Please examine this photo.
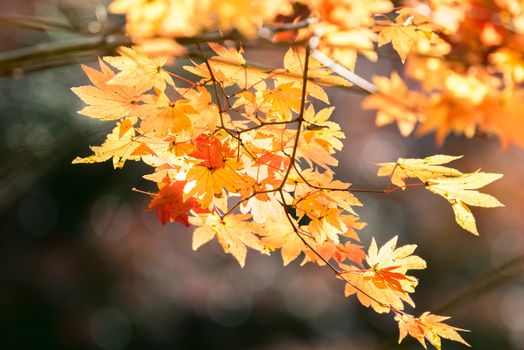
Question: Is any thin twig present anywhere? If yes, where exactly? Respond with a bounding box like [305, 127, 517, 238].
[277, 46, 310, 187]
[437, 252, 524, 313]
[278, 189, 407, 316]
[311, 49, 377, 93]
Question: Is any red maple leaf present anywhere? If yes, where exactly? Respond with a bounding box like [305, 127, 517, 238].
[147, 178, 200, 226]
[189, 134, 226, 169]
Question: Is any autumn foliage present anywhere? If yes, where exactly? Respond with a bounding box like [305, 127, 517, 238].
[69, 1, 521, 348]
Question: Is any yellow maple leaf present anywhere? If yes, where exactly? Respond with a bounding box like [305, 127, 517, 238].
[377, 155, 464, 187]
[138, 93, 195, 137]
[190, 213, 265, 267]
[375, 8, 442, 62]
[263, 82, 302, 121]
[362, 72, 426, 136]
[239, 188, 282, 224]
[185, 165, 245, 209]
[395, 312, 470, 350]
[72, 119, 153, 169]
[103, 47, 174, 92]
[71, 59, 147, 121]
[426, 171, 504, 235]
[377, 23, 420, 63]
[259, 211, 305, 266]
[295, 106, 345, 170]
[302, 105, 345, 153]
[341, 236, 426, 313]
[274, 47, 352, 104]
[296, 139, 339, 170]
[179, 87, 219, 137]
[292, 169, 362, 217]
[185, 43, 267, 89]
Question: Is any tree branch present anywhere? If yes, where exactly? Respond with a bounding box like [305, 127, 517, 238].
[0, 14, 77, 32]
[0, 18, 310, 75]
[310, 49, 377, 94]
[437, 252, 524, 313]
[0, 34, 131, 75]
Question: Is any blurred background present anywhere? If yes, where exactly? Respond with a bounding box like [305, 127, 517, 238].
[1, 1, 524, 349]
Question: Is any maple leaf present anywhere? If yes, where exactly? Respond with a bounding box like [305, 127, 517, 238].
[377, 155, 464, 187]
[301, 105, 345, 154]
[374, 8, 442, 62]
[395, 312, 470, 350]
[362, 72, 426, 136]
[185, 165, 245, 209]
[180, 87, 219, 136]
[290, 169, 363, 245]
[305, 208, 351, 244]
[377, 23, 420, 63]
[300, 240, 367, 268]
[263, 82, 302, 121]
[259, 211, 305, 266]
[72, 119, 154, 169]
[190, 213, 265, 267]
[340, 236, 426, 313]
[426, 171, 504, 235]
[295, 106, 344, 170]
[71, 59, 147, 121]
[189, 134, 227, 169]
[296, 140, 339, 169]
[185, 43, 267, 89]
[238, 187, 282, 224]
[293, 169, 362, 216]
[103, 46, 174, 92]
[341, 242, 366, 267]
[147, 177, 200, 226]
[139, 93, 195, 137]
[311, 1, 393, 70]
[274, 47, 352, 104]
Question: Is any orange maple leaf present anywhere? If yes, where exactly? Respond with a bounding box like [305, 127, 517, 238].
[395, 312, 470, 350]
[340, 236, 426, 313]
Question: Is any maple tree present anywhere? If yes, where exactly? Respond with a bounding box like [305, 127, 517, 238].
[60, 0, 524, 348]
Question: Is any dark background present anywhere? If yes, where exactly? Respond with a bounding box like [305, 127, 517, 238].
[1, 1, 523, 349]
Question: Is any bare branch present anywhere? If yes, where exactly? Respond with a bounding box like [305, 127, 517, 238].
[310, 49, 377, 93]
[437, 253, 524, 313]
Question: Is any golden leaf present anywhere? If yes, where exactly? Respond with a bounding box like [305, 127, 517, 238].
[104, 47, 174, 92]
[72, 119, 151, 169]
[377, 155, 463, 187]
[362, 72, 426, 136]
[71, 59, 147, 121]
[395, 312, 470, 350]
[426, 171, 504, 235]
[341, 236, 426, 313]
[190, 213, 265, 267]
